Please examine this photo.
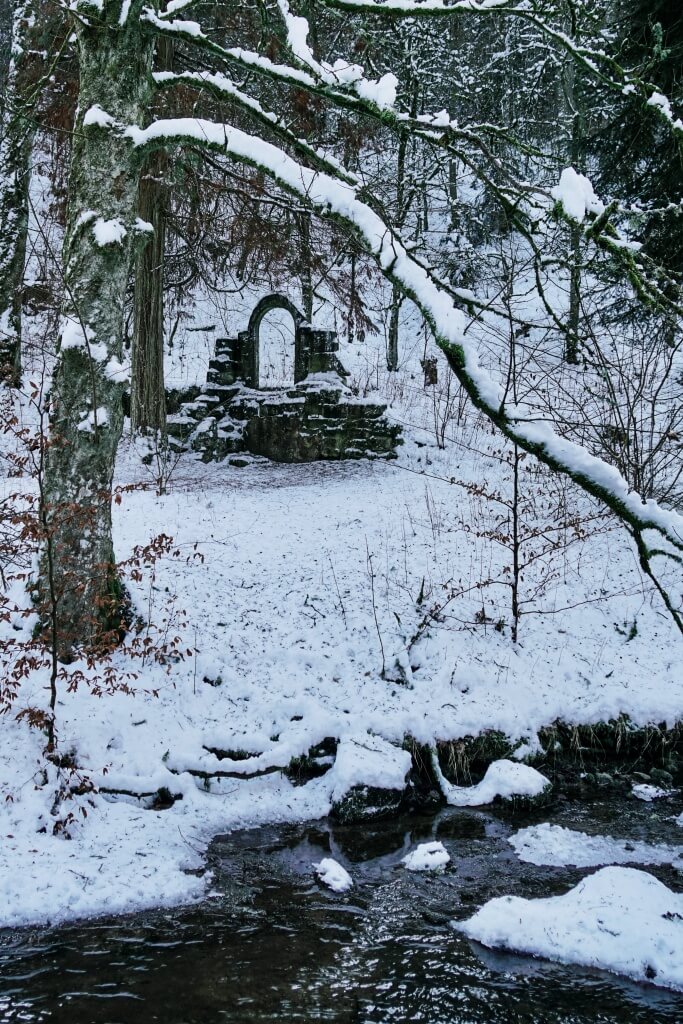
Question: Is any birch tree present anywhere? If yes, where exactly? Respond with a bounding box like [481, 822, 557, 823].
[41, 0, 683, 653]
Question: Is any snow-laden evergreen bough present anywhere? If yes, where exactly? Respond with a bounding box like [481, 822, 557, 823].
[40, 0, 683, 650]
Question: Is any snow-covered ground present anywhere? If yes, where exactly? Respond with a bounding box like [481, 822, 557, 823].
[1, 301, 682, 930]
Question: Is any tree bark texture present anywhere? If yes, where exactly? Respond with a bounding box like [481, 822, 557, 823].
[131, 35, 172, 434]
[42, 0, 154, 655]
[131, 150, 167, 433]
[0, 1, 35, 385]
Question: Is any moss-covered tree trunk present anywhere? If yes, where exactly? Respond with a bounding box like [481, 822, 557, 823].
[0, 1, 35, 385]
[42, 0, 154, 656]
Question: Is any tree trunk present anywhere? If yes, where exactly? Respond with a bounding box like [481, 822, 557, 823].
[566, 220, 581, 364]
[563, 26, 583, 365]
[0, 0, 12, 114]
[42, 1, 154, 657]
[131, 151, 167, 433]
[297, 211, 313, 321]
[386, 128, 408, 371]
[131, 35, 172, 434]
[0, 1, 35, 385]
[386, 286, 402, 372]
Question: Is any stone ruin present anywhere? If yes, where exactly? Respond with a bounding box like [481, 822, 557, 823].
[168, 294, 402, 463]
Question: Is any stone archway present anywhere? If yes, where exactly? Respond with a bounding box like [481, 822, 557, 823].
[245, 294, 308, 388]
[167, 294, 402, 461]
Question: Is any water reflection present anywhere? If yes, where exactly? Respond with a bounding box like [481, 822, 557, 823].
[1, 797, 682, 1023]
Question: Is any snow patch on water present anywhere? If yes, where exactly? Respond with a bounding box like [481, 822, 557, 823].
[510, 823, 683, 869]
[456, 866, 683, 992]
[402, 841, 450, 872]
[632, 783, 674, 802]
[314, 857, 353, 892]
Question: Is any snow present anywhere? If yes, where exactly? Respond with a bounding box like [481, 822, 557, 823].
[0, 766, 323, 928]
[74, 209, 97, 229]
[433, 757, 550, 807]
[105, 355, 130, 382]
[355, 72, 398, 110]
[455, 867, 683, 992]
[632, 783, 674, 802]
[162, 0, 195, 13]
[82, 104, 116, 128]
[1, 431, 682, 928]
[647, 92, 673, 120]
[77, 406, 109, 433]
[0, 308, 12, 338]
[327, 734, 412, 803]
[551, 167, 605, 224]
[402, 841, 450, 872]
[314, 857, 353, 892]
[59, 315, 107, 361]
[509, 823, 683, 869]
[134, 217, 154, 233]
[92, 217, 127, 246]
[98, 107, 683, 553]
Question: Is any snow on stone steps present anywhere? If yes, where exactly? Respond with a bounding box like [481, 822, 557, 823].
[454, 866, 683, 992]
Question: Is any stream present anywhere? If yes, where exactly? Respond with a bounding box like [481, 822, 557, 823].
[1, 791, 682, 1023]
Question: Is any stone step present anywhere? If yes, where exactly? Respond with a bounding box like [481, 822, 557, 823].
[209, 356, 232, 371]
[207, 374, 234, 387]
[203, 382, 240, 401]
[215, 337, 239, 354]
[191, 392, 222, 409]
[166, 416, 196, 440]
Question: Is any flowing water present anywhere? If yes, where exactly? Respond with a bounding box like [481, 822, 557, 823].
[1, 793, 682, 1023]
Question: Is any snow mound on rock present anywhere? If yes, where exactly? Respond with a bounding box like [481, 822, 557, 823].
[509, 823, 683, 869]
[433, 756, 550, 807]
[328, 734, 412, 803]
[314, 857, 353, 892]
[402, 841, 450, 872]
[455, 866, 683, 992]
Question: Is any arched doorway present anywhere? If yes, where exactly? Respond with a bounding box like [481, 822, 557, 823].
[258, 308, 296, 387]
[246, 294, 307, 388]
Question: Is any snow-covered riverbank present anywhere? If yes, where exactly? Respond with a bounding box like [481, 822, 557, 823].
[1, 422, 681, 927]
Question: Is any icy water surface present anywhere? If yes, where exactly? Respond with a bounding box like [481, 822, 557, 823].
[1, 793, 682, 1023]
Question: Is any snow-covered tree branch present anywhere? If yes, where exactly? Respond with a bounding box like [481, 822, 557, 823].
[20, 0, 682, 649]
